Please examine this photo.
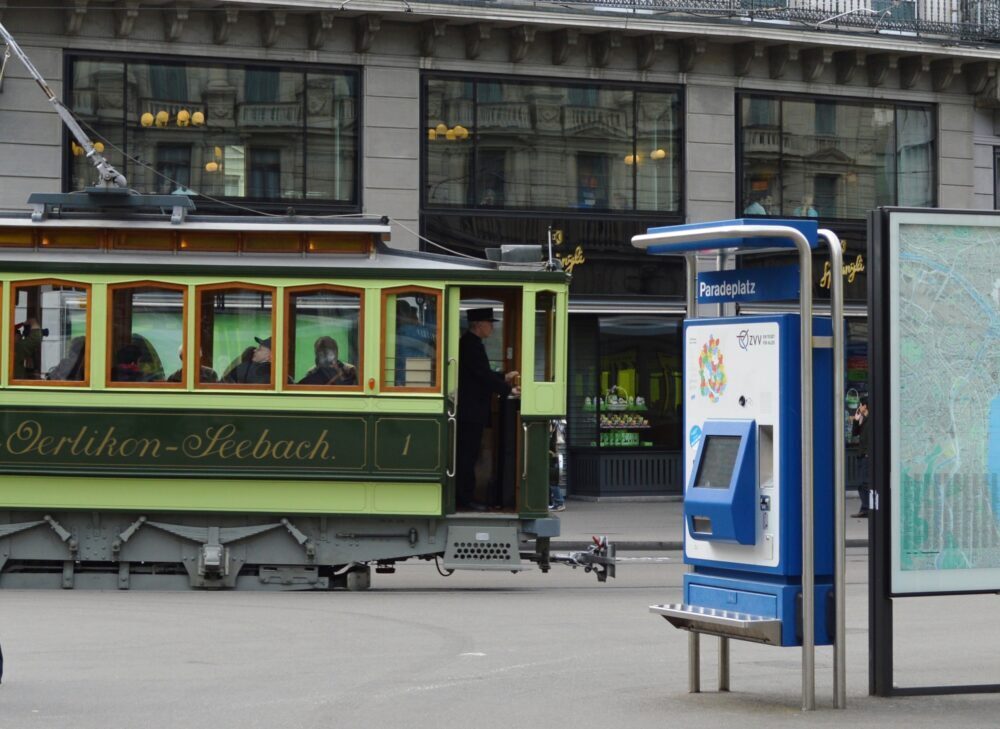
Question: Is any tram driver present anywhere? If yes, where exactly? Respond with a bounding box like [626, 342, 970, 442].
[456, 307, 519, 511]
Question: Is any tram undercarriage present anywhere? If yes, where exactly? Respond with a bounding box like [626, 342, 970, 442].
[0, 511, 562, 590]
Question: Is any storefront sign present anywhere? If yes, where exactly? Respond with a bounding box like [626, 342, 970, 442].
[819, 244, 865, 289]
[697, 265, 800, 304]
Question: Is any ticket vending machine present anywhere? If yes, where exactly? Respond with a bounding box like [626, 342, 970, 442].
[678, 314, 834, 646]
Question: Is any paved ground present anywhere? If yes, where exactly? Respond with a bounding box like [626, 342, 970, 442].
[3, 529, 999, 729]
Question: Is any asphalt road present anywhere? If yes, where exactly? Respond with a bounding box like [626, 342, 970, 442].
[2, 548, 999, 729]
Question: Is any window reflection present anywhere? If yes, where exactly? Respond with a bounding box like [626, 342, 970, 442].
[534, 292, 556, 383]
[109, 284, 184, 385]
[383, 289, 440, 389]
[67, 58, 358, 205]
[425, 77, 681, 213]
[197, 286, 274, 387]
[740, 95, 935, 219]
[287, 287, 362, 389]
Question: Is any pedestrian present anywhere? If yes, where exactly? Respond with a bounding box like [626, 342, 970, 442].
[549, 419, 566, 512]
[851, 398, 871, 518]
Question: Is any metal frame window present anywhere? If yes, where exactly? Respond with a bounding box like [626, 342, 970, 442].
[65, 54, 361, 213]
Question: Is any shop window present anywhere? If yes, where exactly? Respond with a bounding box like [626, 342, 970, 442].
[286, 286, 363, 390]
[534, 292, 557, 383]
[382, 288, 440, 390]
[108, 283, 186, 387]
[196, 284, 274, 388]
[10, 281, 90, 385]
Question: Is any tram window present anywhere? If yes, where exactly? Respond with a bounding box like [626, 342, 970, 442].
[0, 228, 34, 247]
[534, 292, 557, 383]
[382, 288, 441, 390]
[108, 284, 185, 386]
[196, 285, 275, 388]
[286, 287, 362, 390]
[10, 281, 90, 385]
[112, 230, 176, 251]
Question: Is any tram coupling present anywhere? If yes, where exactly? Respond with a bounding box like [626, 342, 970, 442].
[550, 536, 617, 582]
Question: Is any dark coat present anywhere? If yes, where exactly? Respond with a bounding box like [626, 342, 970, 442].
[458, 330, 510, 424]
[852, 413, 870, 458]
[224, 361, 271, 384]
[298, 361, 357, 386]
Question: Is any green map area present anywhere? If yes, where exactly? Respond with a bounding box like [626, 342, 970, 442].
[896, 222, 1000, 575]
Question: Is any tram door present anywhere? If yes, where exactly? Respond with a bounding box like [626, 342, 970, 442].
[445, 287, 523, 512]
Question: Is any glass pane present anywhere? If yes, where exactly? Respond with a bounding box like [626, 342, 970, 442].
[12, 283, 88, 383]
[461, 299, 505, 371]
[288, 289, 361, 387]
[636, 92, 682, 212]
[110, 286, 183, 384]
[597, 316, 683, 450]
[70, 60, 125, 191]
[425, 79, 474, 206]
[306, 73, 357, 202]
[896, 107, 935, 207]
[534, 292, 556, 383]
[384, 290, 439, 388]
[199, 287, 273, 386]
[740, 96, 780, 216]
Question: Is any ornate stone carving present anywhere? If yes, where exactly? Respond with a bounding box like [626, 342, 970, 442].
[114, 1, 139, 39]
[213, 7, 239, 45]
[355, 14, 381, 53]
[464, 23, 491, 60]
[834, 49, 864, 85]
[931, 58, 960, 92]
[65, 0, 88, 36]
[260, 10, 286, 48]
[963, 61, 996, 95]
[552, 28, 579, 66]
[733, 41, 762, 77]
[866, 53, 896, 87]
[679, 38, 706, 73]
[800, 47, 831, 83]
[164, 5, 189, 43]
[309, 12, 334, 51]
[636, 35, 663, 71]
[768, 44, 797, 80]
[509, 25, 535, 63]
[899, 55, 928, 90]
[419, 19, 447, 57]
[590, 32, 620, 69]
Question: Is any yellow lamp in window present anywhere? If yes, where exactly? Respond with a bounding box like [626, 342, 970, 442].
[624, 154, 634, 166]
[71, 141, 83, 157]
[650, 148, 667, 160]
[205, 161, 219, 173]
[214, 146, 223, 159]
[93, 142, 105, 153]
[455, 125, 469, 140]
[177, 109, 191, 127]
[155, 110, 169, 127]
[140, 112, 154, 128]
[427, 128, 437, 141]
[435, 123, 447, 135]
[445, 128, 456, 141]
[191, 110, 205, 126]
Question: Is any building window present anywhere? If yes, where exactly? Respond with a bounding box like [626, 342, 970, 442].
[424, 75, 682, 214]
[67, 56, 360, 211]
[196, 285, 275, 388]
[108, 283, 186, 386]
[740, 94, 935, 219]
[10, 281, 91, 385]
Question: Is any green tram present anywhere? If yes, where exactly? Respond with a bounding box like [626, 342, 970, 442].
[0, 212, 568, 590]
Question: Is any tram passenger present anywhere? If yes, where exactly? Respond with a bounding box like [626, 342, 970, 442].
[298, 336, 357, 386]
[111, 338, 165, 382]
[167, 346, 219, 383]
[395, 301, 434, 386]
[13, 317, 43, 379]
[223, 336, 272, 384]
[47, 336, 86, 381]
[456, 307, 519, 511]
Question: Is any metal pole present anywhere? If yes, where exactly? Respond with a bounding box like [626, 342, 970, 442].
[819, 230, 846, 709]
[796, 235, 815, 712]
[684, 251, 700, 695]
[719, 637, 730, 691]
[689, 632, 701, 693]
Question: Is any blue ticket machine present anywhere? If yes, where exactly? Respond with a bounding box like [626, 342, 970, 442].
[681, 314, 834, 646]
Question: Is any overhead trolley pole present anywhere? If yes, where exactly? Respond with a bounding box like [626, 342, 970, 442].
[633, 220, 845, 711]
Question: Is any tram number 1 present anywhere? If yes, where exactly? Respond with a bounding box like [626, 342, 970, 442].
[402, 434, 411, 457]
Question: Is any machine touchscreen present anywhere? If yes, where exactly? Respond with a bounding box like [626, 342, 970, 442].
[693, 435, 741, 489]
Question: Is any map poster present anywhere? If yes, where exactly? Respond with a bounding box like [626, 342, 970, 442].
[888, 212, 1000, 594]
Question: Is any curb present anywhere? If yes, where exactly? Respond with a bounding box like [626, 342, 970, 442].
[550, 538, 869, 552]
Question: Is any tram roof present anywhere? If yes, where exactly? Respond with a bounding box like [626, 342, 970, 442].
[0, 212, 564, 280]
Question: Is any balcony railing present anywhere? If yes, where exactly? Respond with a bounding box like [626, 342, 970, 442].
[435, 0, 1000, 43]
